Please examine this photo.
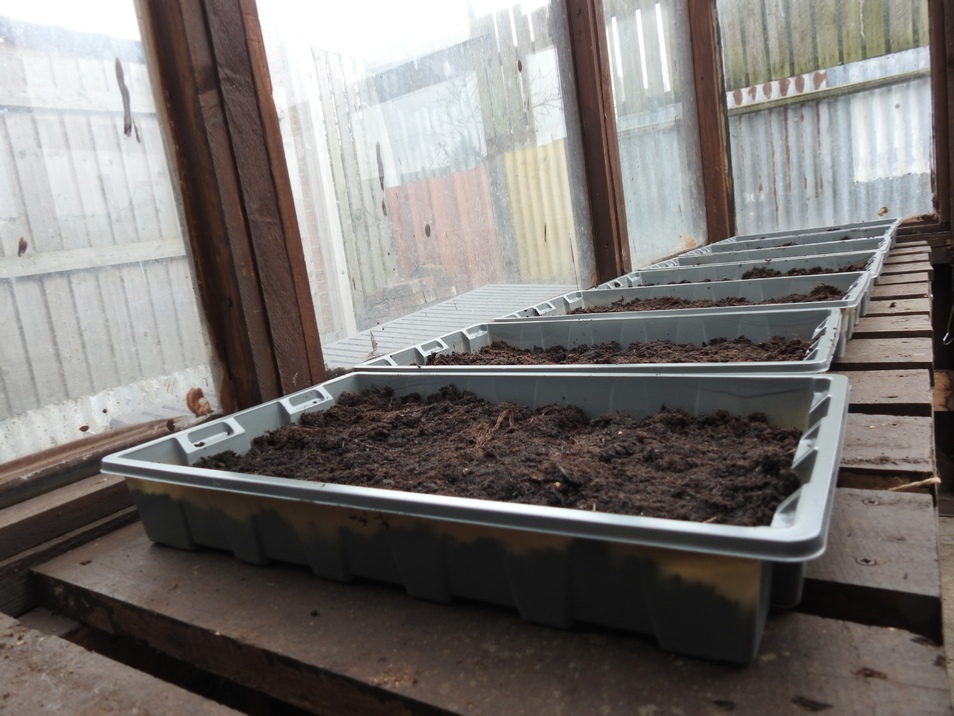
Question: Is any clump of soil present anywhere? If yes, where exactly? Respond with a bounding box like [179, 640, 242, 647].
[567, 284, 845, 315]
[425, 336, 810, 366]
[741, 260, 868, 280]
[197, 386, 803, 527]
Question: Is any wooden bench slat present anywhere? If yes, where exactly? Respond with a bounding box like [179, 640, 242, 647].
[839, 414, 935, 487]
[880, 261, 934, 277]
[875, 272, 931, 286]
[802, 488, 941, 641]
[870, 283, 931, 300]
[850, 315, 933, 339]
[0, 612, 238, 714]
[833, 370, 933, 416]
[30, 524, 953, 716]
[834, 337, 934, 371]
[864, 297, 931, 317]
[0, 474, 132, 561]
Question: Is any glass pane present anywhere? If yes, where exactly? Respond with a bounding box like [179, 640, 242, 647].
[717, 0, 933, 234]
[603, 0, 708, 264]
[259, 0, 594, 364]
[0, 3, 219, 462]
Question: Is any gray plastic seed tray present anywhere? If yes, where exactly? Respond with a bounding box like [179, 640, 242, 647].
[687, 231, 893, 255]
[500, 272, 869, 357]
[732, 218, 900, 246]
[357, 308, 841, 373]
[102, 371, 850, 664]
[659, 236, 888, 266]
[600, 250, 881, 289]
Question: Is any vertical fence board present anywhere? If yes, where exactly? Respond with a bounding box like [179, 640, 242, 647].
[11, 276, 67, 406]
[4, 111, 63, 253]
[764, 0, 793, 80]
[740, 0, 770, 86]
[40, 273, 94, 400]
[0, 281, 35, 414]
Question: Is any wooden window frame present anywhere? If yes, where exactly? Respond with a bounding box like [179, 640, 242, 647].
[138, 0, 326, 414]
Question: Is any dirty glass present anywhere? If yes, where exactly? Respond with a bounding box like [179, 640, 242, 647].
[602, 0, 708, 265]
[0, 2, 219, 463]
[717, 0, 933, 234]
[258, 0, 595, 367]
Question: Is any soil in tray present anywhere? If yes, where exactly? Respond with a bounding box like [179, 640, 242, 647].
[568, 284, 845, 315]
[197, 386, 803, 527]
[740, 261, 869, 280]
[644, 261, 869, 286]
[424, 336, 811, 366]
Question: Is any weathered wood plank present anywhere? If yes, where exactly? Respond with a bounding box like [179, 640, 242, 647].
[863, 297, 931, 317]
[802, 488, 941, 642]
[0, 507, 139, 616]
[850, 314, 933, 339]
[833, 337, 933, 371]
[0, 612, 238, 714]
[839, 414, 935, 486]
[0, 239, 185, 280]
[0, 474, 132, 561]
[884, 251, 931, 264]
[937, 370, 953, 412]
[832, 369, 933, 416]
[32, 523, 953, 715]
[870, 282, 931, 300]
[880, 261, 934, 277]
[0, 416, 194, 511]
[875, 271, 932, 286]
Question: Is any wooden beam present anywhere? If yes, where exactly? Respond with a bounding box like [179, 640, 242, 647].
[138, 0, 325, 412]
[0, 239, 185, 280]
[833, 370, 933, 417]
[688, 0, 735, 243]
[839, 414, 935, 487]
[0, 417, 195, 511]
[0, 508, 139, 617]
[564, 0, 630, 283]
[834, 337, 934, 371]
[929, 0, 953, 223]
[0, 475, 133, 561]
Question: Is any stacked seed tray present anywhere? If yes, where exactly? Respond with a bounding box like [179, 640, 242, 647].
[504, 218, 899, 355]
[101, 219, 896, 666]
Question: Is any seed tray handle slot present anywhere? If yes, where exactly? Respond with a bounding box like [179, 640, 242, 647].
[280, 387, 335, 420]
[176, 418, 245, 459]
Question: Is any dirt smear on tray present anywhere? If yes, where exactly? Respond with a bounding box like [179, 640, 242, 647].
[197, 387, 803, 527]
